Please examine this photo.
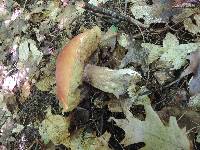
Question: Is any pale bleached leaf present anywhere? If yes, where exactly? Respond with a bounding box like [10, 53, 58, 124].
[111, 105, 190, 149]
[18, 40, 29, 63]
[142, 33, 200, 69]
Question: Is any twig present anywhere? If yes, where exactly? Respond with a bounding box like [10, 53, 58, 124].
[75, 1, 148, 28]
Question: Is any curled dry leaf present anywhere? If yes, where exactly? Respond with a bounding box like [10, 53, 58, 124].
[56, 26, 101, 111]
[83, 64, 142, 97]
[180, 51, 200, 95]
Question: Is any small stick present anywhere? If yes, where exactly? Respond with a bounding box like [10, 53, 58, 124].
[164, 78, 181, 88]
[76, 1, 148, 28]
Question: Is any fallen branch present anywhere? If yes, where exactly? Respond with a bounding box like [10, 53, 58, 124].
[75, 1, 148, 28]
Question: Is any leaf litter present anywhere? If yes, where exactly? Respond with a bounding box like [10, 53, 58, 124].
[1, 0, 200, 149]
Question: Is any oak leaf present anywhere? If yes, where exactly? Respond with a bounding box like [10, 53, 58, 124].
[110, 105, 191, 149]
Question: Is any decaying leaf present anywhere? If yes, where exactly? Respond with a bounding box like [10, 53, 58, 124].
[108, 98, 134, 113]
[154, 70, 174, 85]
[83, 64, 142, 97]
[110, 105, 191, 149]
[128, 85, 151, 105]
[184, 14, 200, 34]
[0, 1, 8, 19]
[142, 33, 200, 69]
[1, 64, 29, 93]
[64, 130, 111, 150]
[118, 33, 130, 48]
[99, 25, 117, 51]
[39, 108, 70, 144]
[172, 8, 198, 23]
[0, 93, 15, 147]
[57, 5, 84, 30]
[188, 93, 200, 109]
[21, 80, 31, 99]
[46, 1, 60, 21]
[130, 0, 181, 26]
[12, 124, 24, 134]
[107, 98, 124, 112]
[36, 76, 55, 92]
[119, 40, 147, 68]
[158, 106, 200, 131]
[18, 40, 30, 63]
[29, 39, 43, 65]
[18, 39, 43, 65]
[39, 108, 111, 149]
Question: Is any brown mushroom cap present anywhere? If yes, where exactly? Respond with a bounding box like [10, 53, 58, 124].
[56, 26, 101, 111]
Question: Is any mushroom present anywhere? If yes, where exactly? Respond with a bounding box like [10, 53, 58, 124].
[83, 64, 141, 98]
[56, 26, 141, 111]
[56, 26, 101, 111]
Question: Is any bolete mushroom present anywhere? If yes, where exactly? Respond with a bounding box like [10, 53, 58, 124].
[83, 64, 141, 98]
[56, 26, 141, 112]
[56, 26, 101, 111]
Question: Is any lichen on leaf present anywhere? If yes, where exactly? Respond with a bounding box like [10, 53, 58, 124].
[39, 108, 70, 144]
[65, 130, 111, 150]
[18, 39, 43, 65]
[39, 108, 111, 150]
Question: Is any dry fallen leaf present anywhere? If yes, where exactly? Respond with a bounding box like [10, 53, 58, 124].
[39, 108, 111, 150]
[130, 0, 182, 26]
[142, 33, 200, 70]
[188, 93, 200, 110]
[21, 80, 31, 99]
[39, 107, 70, 144]
[184, 13, 200, 34]
[36, 76, 55, 92]
[110, 105, 191, 149]
[65, 130, 111, 150]
[0, 93, 15, 148]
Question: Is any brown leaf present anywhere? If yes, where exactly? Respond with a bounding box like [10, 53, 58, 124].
[21, 80, 31, 99]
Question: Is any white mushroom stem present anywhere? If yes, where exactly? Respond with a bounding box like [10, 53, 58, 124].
[83, 64, 142, 97]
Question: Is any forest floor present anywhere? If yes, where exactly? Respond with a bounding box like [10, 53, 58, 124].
[1, 0, 200, 150]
